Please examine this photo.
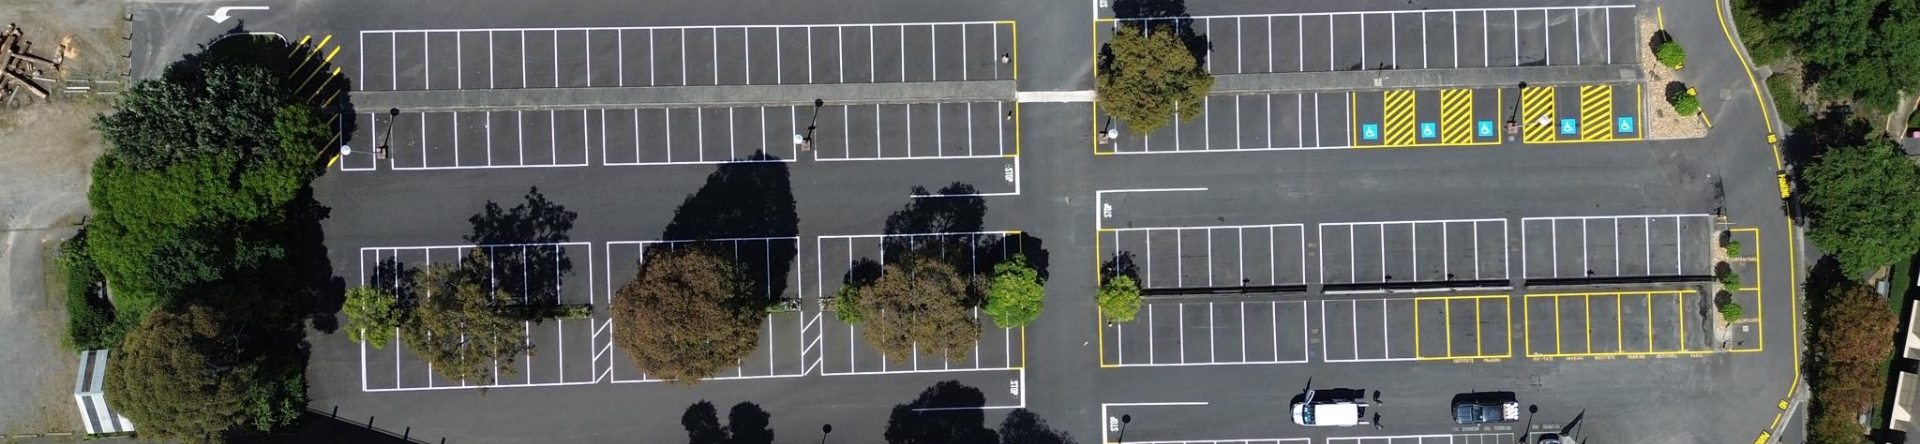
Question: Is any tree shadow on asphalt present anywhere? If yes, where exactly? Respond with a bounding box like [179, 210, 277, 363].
[1102, 251, 1141, 284]
[885, 380, 999, 444]
[465, 186, 578, 307]
[661, 151, 800, 303]
[230, 408, 438, 444]
[982, 232, 1050, 283]
[998, 409, 1076, 444]
[682, 401, 776, 444]
[881, 182, 988, 264]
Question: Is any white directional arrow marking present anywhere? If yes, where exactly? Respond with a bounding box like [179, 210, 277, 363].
[207, 6, 270, 24]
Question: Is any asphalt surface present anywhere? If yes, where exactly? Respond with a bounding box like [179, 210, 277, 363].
[123, 0, 1805, 442]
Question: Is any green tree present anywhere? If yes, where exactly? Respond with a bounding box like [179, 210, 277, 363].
[852, 252, 979, 362]
[1718, 302, 1743, 323]
[58, 229, 122, 350]
[1667, 93, 1700, 116]
[984, 254, 1044, 328]
[343, 286, 403, 349]
[1655, 41, 1687, 69]
[89, 90, 328, 315]
[1801, 141, 1920, 275]
[104, 304, 257, 443]
[1097, 275, 1142, 323]
[611, 245, 763, 384]
[1097, 22, 1214, 134]
[833, 285, 864, 324]
[401, 253, 530, 382]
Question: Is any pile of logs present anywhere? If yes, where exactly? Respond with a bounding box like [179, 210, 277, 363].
[1, 24, 60, 100]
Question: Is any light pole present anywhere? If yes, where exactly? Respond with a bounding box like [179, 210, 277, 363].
[802, 98, 824, 152]
[1116, 414, 1132, 443]
[819, 423, 831, 444]
[377, 107, 399, 160]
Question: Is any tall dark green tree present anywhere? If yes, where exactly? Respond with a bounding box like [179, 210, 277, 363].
[1097, 22, 1214, 134]
[1800, 141, 1920, 275]
[401, 253, 531, 382]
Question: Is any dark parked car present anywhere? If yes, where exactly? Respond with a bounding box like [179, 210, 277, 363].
[1451, 392, 1519, 424]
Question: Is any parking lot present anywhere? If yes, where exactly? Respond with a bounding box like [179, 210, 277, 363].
[811, 231, 1027, 375]
[356, 21, 1015, 91]
[1099, 6, 1637, 74]
[595, 237, 809, 383]
[337, 100, 1017, 170]
[1318, 219, 1510, 286]
[1100, 92, 1354, 154]
[1522, 290, 1715, 358]
[1514, 84, 1644, 143]
[1349, 84, 1639, 147]
[357, 243, 598, 392]
[1519, 214, 1714, 280]
[1327, 434, 1520, 444]
[1321, 295, 1512, 362]
[1098, 224, 1311, 290]
[1100, 299, 1311, 367]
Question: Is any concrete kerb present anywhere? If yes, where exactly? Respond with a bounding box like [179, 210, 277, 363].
[355, 80, 1017, 112]
[1212, 64, 1641, 94]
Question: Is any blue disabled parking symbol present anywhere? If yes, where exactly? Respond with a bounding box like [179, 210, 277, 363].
[1362, 123, 1380, 140]
[1559, 118, 1578, 135]
[1419, 122, 1437, 139]
[1477, 120, 1494, 137]
[1617, 116, 1636, 133]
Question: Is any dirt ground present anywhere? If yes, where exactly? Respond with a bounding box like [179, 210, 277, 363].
[0, 0, 127, 436]
[1638, 17, 1710, 140]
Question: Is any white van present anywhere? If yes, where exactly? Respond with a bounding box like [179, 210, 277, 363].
[1290, 399, 1369, 426]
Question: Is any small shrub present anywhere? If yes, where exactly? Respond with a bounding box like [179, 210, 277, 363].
[1719, 269, 1743, 290]
[1656, 41, 1687, 69]
[58, 230, 121, 350]
[342, 286, 403, 349]
[1719, 302, 1744, 323]
[1724, 240, 1743, 256]
[832, 285, 863, 324]
[1669, 93, 1701, 116]
[1097, 275, 1143, 323]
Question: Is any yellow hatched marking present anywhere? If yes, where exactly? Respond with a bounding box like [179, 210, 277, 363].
[1580, 85, 1614, 140]
[1382, 90, 1417, 146]
[1521, 87, 1557, 143]
[1440, 89, 1474, 145]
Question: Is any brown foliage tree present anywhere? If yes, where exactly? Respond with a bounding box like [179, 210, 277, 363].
[104, 304, 255, 443]
[853, 251, 979, 362]
[1813, 282, 1897, 366]
[612, 245, 763, 384]
[400, 252, 530, 383]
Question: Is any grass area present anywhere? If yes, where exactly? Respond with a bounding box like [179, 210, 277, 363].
[1767, 74, 1814, 129]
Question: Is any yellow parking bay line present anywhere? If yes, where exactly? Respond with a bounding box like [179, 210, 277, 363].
[1414, 295, 1511, 360]
[1524, 290, 1709, 358]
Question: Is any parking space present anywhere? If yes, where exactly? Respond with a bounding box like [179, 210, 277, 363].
[1327, 433, 1519, 444]
[1723, 229, 1763, 351]
[1351, 88, 1503, 148]
[811, 231, 1026, 375]
[1321, 296, 1511, 363]
[357, 243, 597, 392]
[811, 101, 1019, 161]
[1098, 224, 1310, 290]
[1318, 298, 1418, 362]
[1101, 299, 1310, 367]
[595, 238, 807, 383]
[1317, 219, 1509, 285]
[1097, 6, 1636, 74]
[357, 21, 1015, 91]
[1523, 290, 1714, 358]
[1413, 295, 1513, 360]
[1099, 92, 1353, 154]
[338, 99, 1016, 171]
[1519, 215, 1713, 280]
[1516, 84, 1642, 144]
